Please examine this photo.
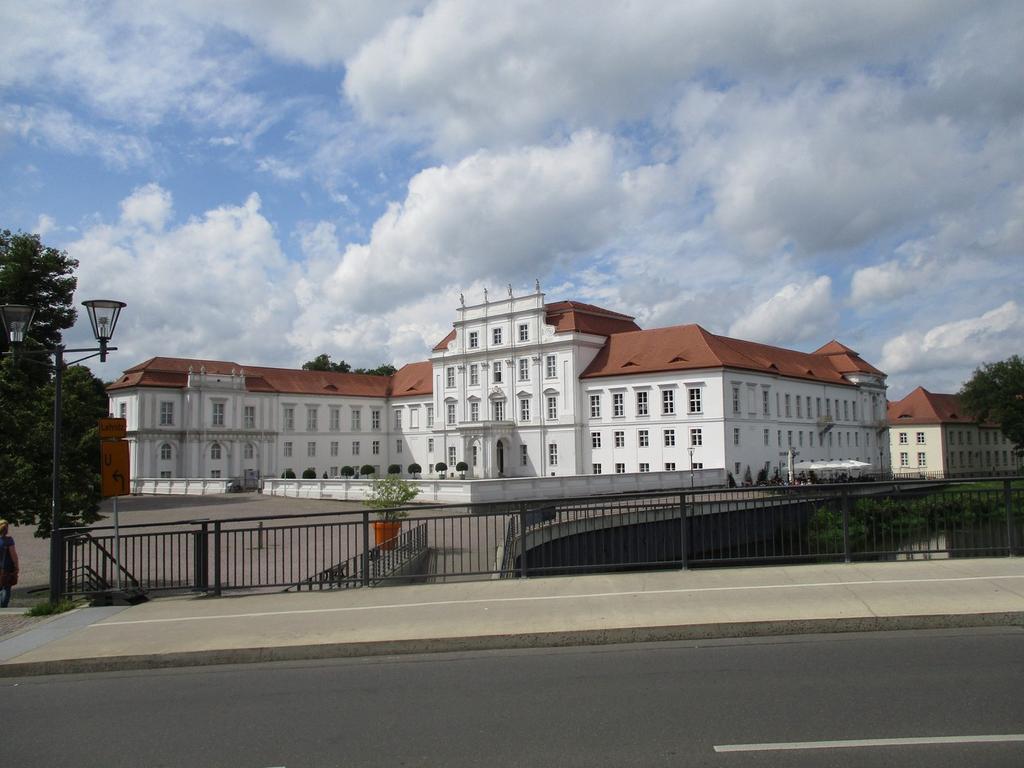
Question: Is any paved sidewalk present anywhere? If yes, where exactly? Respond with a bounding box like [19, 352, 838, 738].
[1, 558, 1023, 676]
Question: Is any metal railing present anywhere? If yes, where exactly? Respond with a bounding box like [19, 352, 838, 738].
[59, 477, 1022, 598]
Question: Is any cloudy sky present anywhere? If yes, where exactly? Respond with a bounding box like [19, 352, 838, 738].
[2, 0, 1022, 398]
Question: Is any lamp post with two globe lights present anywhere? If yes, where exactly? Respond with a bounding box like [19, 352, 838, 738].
[0, 300, 126, 603]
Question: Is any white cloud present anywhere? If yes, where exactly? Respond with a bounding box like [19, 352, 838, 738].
[119, 184, 173, 231]
[728, 276, 837, 346]
[849, 260, 913, 307]
[880, 301, 1024, 376]
[34, 214, 56, 238]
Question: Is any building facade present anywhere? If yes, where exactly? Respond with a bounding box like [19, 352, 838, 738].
[109, 288, 890, 485]
[887, 387, 1021, 476]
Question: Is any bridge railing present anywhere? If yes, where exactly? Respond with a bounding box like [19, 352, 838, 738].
[59, 477, 1022, 598]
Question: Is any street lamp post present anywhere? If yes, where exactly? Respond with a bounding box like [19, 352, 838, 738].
[687, 446, 695, 489]
[1, 299, 126, 603]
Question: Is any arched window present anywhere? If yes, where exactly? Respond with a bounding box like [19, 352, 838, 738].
[160, 443, 172, 461]
[211, 443, 222, 460]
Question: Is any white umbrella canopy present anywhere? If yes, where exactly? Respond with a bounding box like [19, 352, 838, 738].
[794, 459, 872, 471]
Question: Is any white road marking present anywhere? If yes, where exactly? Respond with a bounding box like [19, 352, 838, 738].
[91, 573, 1024, 628]
[714, 734, 1024, 752]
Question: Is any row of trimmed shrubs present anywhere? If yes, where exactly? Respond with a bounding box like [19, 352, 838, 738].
[280, 461, 471, 479]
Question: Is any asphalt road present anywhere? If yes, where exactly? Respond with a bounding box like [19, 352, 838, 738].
[4, 628, 1024, 767]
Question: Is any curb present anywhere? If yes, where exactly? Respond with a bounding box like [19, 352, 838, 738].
[1, 611, 1021, 677]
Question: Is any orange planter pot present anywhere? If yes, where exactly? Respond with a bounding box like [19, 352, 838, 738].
[373, 521, 402, 550]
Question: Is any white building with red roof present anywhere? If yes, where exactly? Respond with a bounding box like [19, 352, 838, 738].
[108, 285, 891, 489]
[887, 387, 1019, 476]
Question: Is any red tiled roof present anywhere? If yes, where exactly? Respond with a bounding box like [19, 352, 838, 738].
[432, 328, 457, 352]
[107, 356, 412, 398]
[389, 360, 432, 398]
[811, 340, 885, 376]
[581, 324, 879, 385]
[887, 387, 976, 425]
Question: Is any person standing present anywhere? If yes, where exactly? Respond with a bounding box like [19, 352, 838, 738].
[0, 520, 19, 608]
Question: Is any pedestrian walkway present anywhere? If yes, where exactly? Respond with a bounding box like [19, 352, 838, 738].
[1, 558, 1023, 676]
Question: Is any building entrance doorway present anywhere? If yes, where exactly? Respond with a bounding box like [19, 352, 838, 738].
[496, 439, 505, 476]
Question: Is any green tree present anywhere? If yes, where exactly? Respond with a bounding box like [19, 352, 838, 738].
[355, 363, 397, 376]
[0, 231, 108, 534]
[959, 355, 1024, 451]
[364, 476, 419, 520]
[301, 353, 351, 373]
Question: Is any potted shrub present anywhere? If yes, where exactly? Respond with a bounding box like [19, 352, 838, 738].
[364, 476, 420, 550]
[408, 463, 422, 479]
[456, 461, 469, 479]
[302, 467, 317, 479]
[360, 464, 376, 478]
[434, 461, 447, 479]
[340, 465, 354, 478]
[282, 468, 296, 479]
[387, 463, 402, 476]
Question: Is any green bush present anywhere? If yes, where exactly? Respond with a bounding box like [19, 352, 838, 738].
[456, 461, 469, 472]
[364, 476, 420, 520]
[282, 468, 296, 479]
[387, 463, 402, 475]
[408, 463, 422, 475]
[434, 461, 448, 473]
[302, 467, 317, 479]
[340, 465, 354, 477]
[360, 464, 376, 477]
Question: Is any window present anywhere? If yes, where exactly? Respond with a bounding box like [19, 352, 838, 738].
[612, 393, 624, 417]
[329, 467, 338, 478]
[547, 396, 557, 420]
[372, 440, 380, 455]
[393, 409, 402, 430]
[615, 463, 626, 474]
[665, 462, 676, 471]
[159, 401, 174, 426]
[469, 364, 479, 385]
[733, 427, 740, 446]
[664, 429, 676, 447]
[917, 452, 926, 467]
[614, 431, 625, 448]
[493, 400, 505, 421]
[119, 402, 127, 419]
[518, 323, 529, 342]
[160, 443, 172, 460]
[520, 445, 528, 466]
[519, 398, 530, 421]
[447, 403, 457, 425]
[732, 386, 741, 414]
[210, 443, 222, 460]
[244, 406, 255, 429]
[688, 387, 701, 413]
[493, 361, 503, 383]
[662, 389, 675, 415]
[784, 394, 791, 418]
[160, 471, 172, 479]
[590, 394, 601, 418]
[371, 410, 381, 430]
[411, 409, 420, 429]
[470, 401, 480, 422]
[787, 430, 793, 447]
[916, 432, 926, 445]
[352, 441, 360, 456]
[690, 428, 702, 447]
[548, 443, 558, 466]
[639, 463, 650, 473]
[448, 446, 457, 467]
[593, 463, 602, 474]
[284, 441, 293, 457]
[518, 358, 529, 381]
[636, 391, 648, 416]
[307, 441, 316, 457]
[469, 331, 479, 349]
[852, 401, 858, 421]
[472, 445, 478, 466]
[210, 470, 221, 478]
[492, 327, 503, 345]
[545, 354, 557, 378]
[638, 430, 649, 447]
[796, 396, 803, 419]
[899, 452, 909, 467]
[427, 438, 434, 452]
[799, 431, 804, 447]
[763, 428, 770, 446]
[844, 401, 849, 420]
[446, 367, 455, 388]
[426, 406, 433, 428]
[212, 402, 225, 426]
[330, 441, 339, 457]
[763, 390, 770, 416]
[351, 409, 361, 431]
[306, 408, 318, 431]
[396, 440, 403, 454]
[816, 397, 822, 418]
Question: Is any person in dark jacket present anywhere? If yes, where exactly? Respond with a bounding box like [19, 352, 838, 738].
[0, 519, 19, 608]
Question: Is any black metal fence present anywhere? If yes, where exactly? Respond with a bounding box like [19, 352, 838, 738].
[59, 477, 1023, 598]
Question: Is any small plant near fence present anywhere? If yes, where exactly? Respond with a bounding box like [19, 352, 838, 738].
[364, 476, 420, 521]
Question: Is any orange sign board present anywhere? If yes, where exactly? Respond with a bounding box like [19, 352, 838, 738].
[98, 417, 127, 440]
[101, 440, 130, 497]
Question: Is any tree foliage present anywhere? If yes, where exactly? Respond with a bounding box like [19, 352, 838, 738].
[0, 231, 107, 534]
[959, 355, 1024, 451]
[364, 475, 419, 520]
[301, 354, 397, 377]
